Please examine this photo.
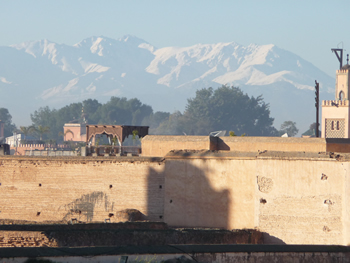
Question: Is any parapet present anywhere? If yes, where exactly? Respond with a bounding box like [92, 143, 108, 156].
[141, 135, 331, 157]
[141, 135, 350, 157]
[217, 136, 327, 153]
[336, 69, 350, 74]
[141, 135, 217, 157]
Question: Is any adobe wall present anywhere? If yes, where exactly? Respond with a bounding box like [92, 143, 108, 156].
[10, 145, 46, 156]
[163, 151, 349, 245]
[0, 157, 165, 223]
[141, 135, 216, 157]
[1, 151, 350, 245]
[142, 136, 332, 157]
[163, 156, 256, 230]
[217, 136, 327, 153]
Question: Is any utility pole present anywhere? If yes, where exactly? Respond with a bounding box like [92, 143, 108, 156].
[315, 80, 320, 137]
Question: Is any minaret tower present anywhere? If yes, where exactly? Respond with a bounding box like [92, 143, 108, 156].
[322, 49, 350, 138]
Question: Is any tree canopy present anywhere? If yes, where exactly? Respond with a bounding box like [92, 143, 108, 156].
[24, 85, 280, 142]
[0, 108, 16, 137]
[279, 121, 299, 137]
[178, 86, 277, 136]
[30, 97, 155, 141]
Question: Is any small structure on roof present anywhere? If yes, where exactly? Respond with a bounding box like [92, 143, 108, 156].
[86, 125, 149, 146]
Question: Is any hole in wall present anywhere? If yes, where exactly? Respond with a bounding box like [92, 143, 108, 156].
[108, 213, 114, 217]
[36, 212, 41, 216]
[321, 173, 328, 180]
[323, 226, 331, 232]
[260, 198, 267, 204]
[39, 183, 42, 187]
[159, 185, 162, 189]
[159, 215, 163, 219]
[324, 199, 333, 205]
[170, 200, 173, 203]
[109, 185, 113, 189]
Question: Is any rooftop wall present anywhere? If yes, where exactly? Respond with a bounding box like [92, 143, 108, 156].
[141, 136, 216, 157]
[217, 137, 327, 153]
[142, 136, 329, 157]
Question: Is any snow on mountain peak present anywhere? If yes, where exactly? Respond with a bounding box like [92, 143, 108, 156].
[118, 34, 148, 45]
[90, 37, 104, 56]
[1, 35, 336, 135]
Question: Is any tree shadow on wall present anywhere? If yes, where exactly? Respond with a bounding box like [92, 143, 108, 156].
[147, 159, 231, 229]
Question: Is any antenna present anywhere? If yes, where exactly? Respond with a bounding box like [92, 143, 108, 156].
[331, 47, 343, 69]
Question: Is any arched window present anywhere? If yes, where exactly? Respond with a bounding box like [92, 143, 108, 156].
[339, 91, 345, 100]
[337, 121, 340, 130]
[331, 121, 335, 130]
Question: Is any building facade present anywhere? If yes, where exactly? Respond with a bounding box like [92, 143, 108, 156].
[322, 64, 350, 138]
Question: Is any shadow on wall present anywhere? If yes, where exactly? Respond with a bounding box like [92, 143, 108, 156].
[148, 159, 231, 229]
[146, 164, 166, 222]
[262, 232, 286, 245]
[61, 192, 114, 222]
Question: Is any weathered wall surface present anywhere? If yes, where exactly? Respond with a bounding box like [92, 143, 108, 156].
[141, 136, 214, 157]
[141, 135, 350, 156]
[0, 151, 349, 245]
[163, 151, 348, 245]
[2, 244, 350, 262]
[0, 226, 262, 248]
[0, 157, 165, 223]
[217, 137, 327, 153]
[255, 157, 344, 245]
[164, 158, 255, 230]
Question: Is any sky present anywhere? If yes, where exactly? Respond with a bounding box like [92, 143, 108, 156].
[0, 0, 349, 78]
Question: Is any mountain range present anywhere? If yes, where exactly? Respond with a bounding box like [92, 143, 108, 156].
[0, 35, 335, 134]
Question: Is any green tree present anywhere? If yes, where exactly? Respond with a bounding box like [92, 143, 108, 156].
[153, 111, 187, 135]
[302, 122, 319, 137]
[30, 97, 155, 141]
[35, 125, 50, 140]
[0, 108, 16, 137]
[279, 121, 298, 137]
[82, 99, 102, 124]
[99, 97, 152, 125]
[19, 126, 35, 140]
[182, 85, 277, 136]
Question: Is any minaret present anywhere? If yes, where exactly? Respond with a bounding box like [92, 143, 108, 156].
[322, 50, 350, 138]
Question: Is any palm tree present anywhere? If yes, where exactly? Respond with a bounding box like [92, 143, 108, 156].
[36, 125, 50, 140]
[20, 126, 35, 140]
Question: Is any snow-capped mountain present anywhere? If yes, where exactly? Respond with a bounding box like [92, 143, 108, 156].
[0, 35, 335, 133]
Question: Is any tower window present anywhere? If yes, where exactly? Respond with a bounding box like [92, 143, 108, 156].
[339, 91, 345, 100]
[337, 121, 340, 130]
[331, 121, 335, 130]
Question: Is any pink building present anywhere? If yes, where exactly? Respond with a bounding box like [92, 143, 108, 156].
[63, 123, 86, 142]
[322, 64, 350, 138]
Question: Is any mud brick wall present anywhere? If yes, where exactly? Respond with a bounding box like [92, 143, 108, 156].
[0, 157, 165, 223]
[1, 151, 350, 246]
[0, 231, 56, 247]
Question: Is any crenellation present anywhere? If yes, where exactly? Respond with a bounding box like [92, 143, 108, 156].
[322, 100, 349, 106]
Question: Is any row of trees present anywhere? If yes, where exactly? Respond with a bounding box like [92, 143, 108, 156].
[0, 108, 51, 142]
[2, 85, 303, 142]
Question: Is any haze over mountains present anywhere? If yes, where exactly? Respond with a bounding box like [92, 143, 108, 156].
[0, 35, 335, 133]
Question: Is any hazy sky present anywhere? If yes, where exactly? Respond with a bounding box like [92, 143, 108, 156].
[0, 0, 349, 77]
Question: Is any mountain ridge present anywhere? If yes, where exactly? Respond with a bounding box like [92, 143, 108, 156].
[0, 35, 335, 133]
